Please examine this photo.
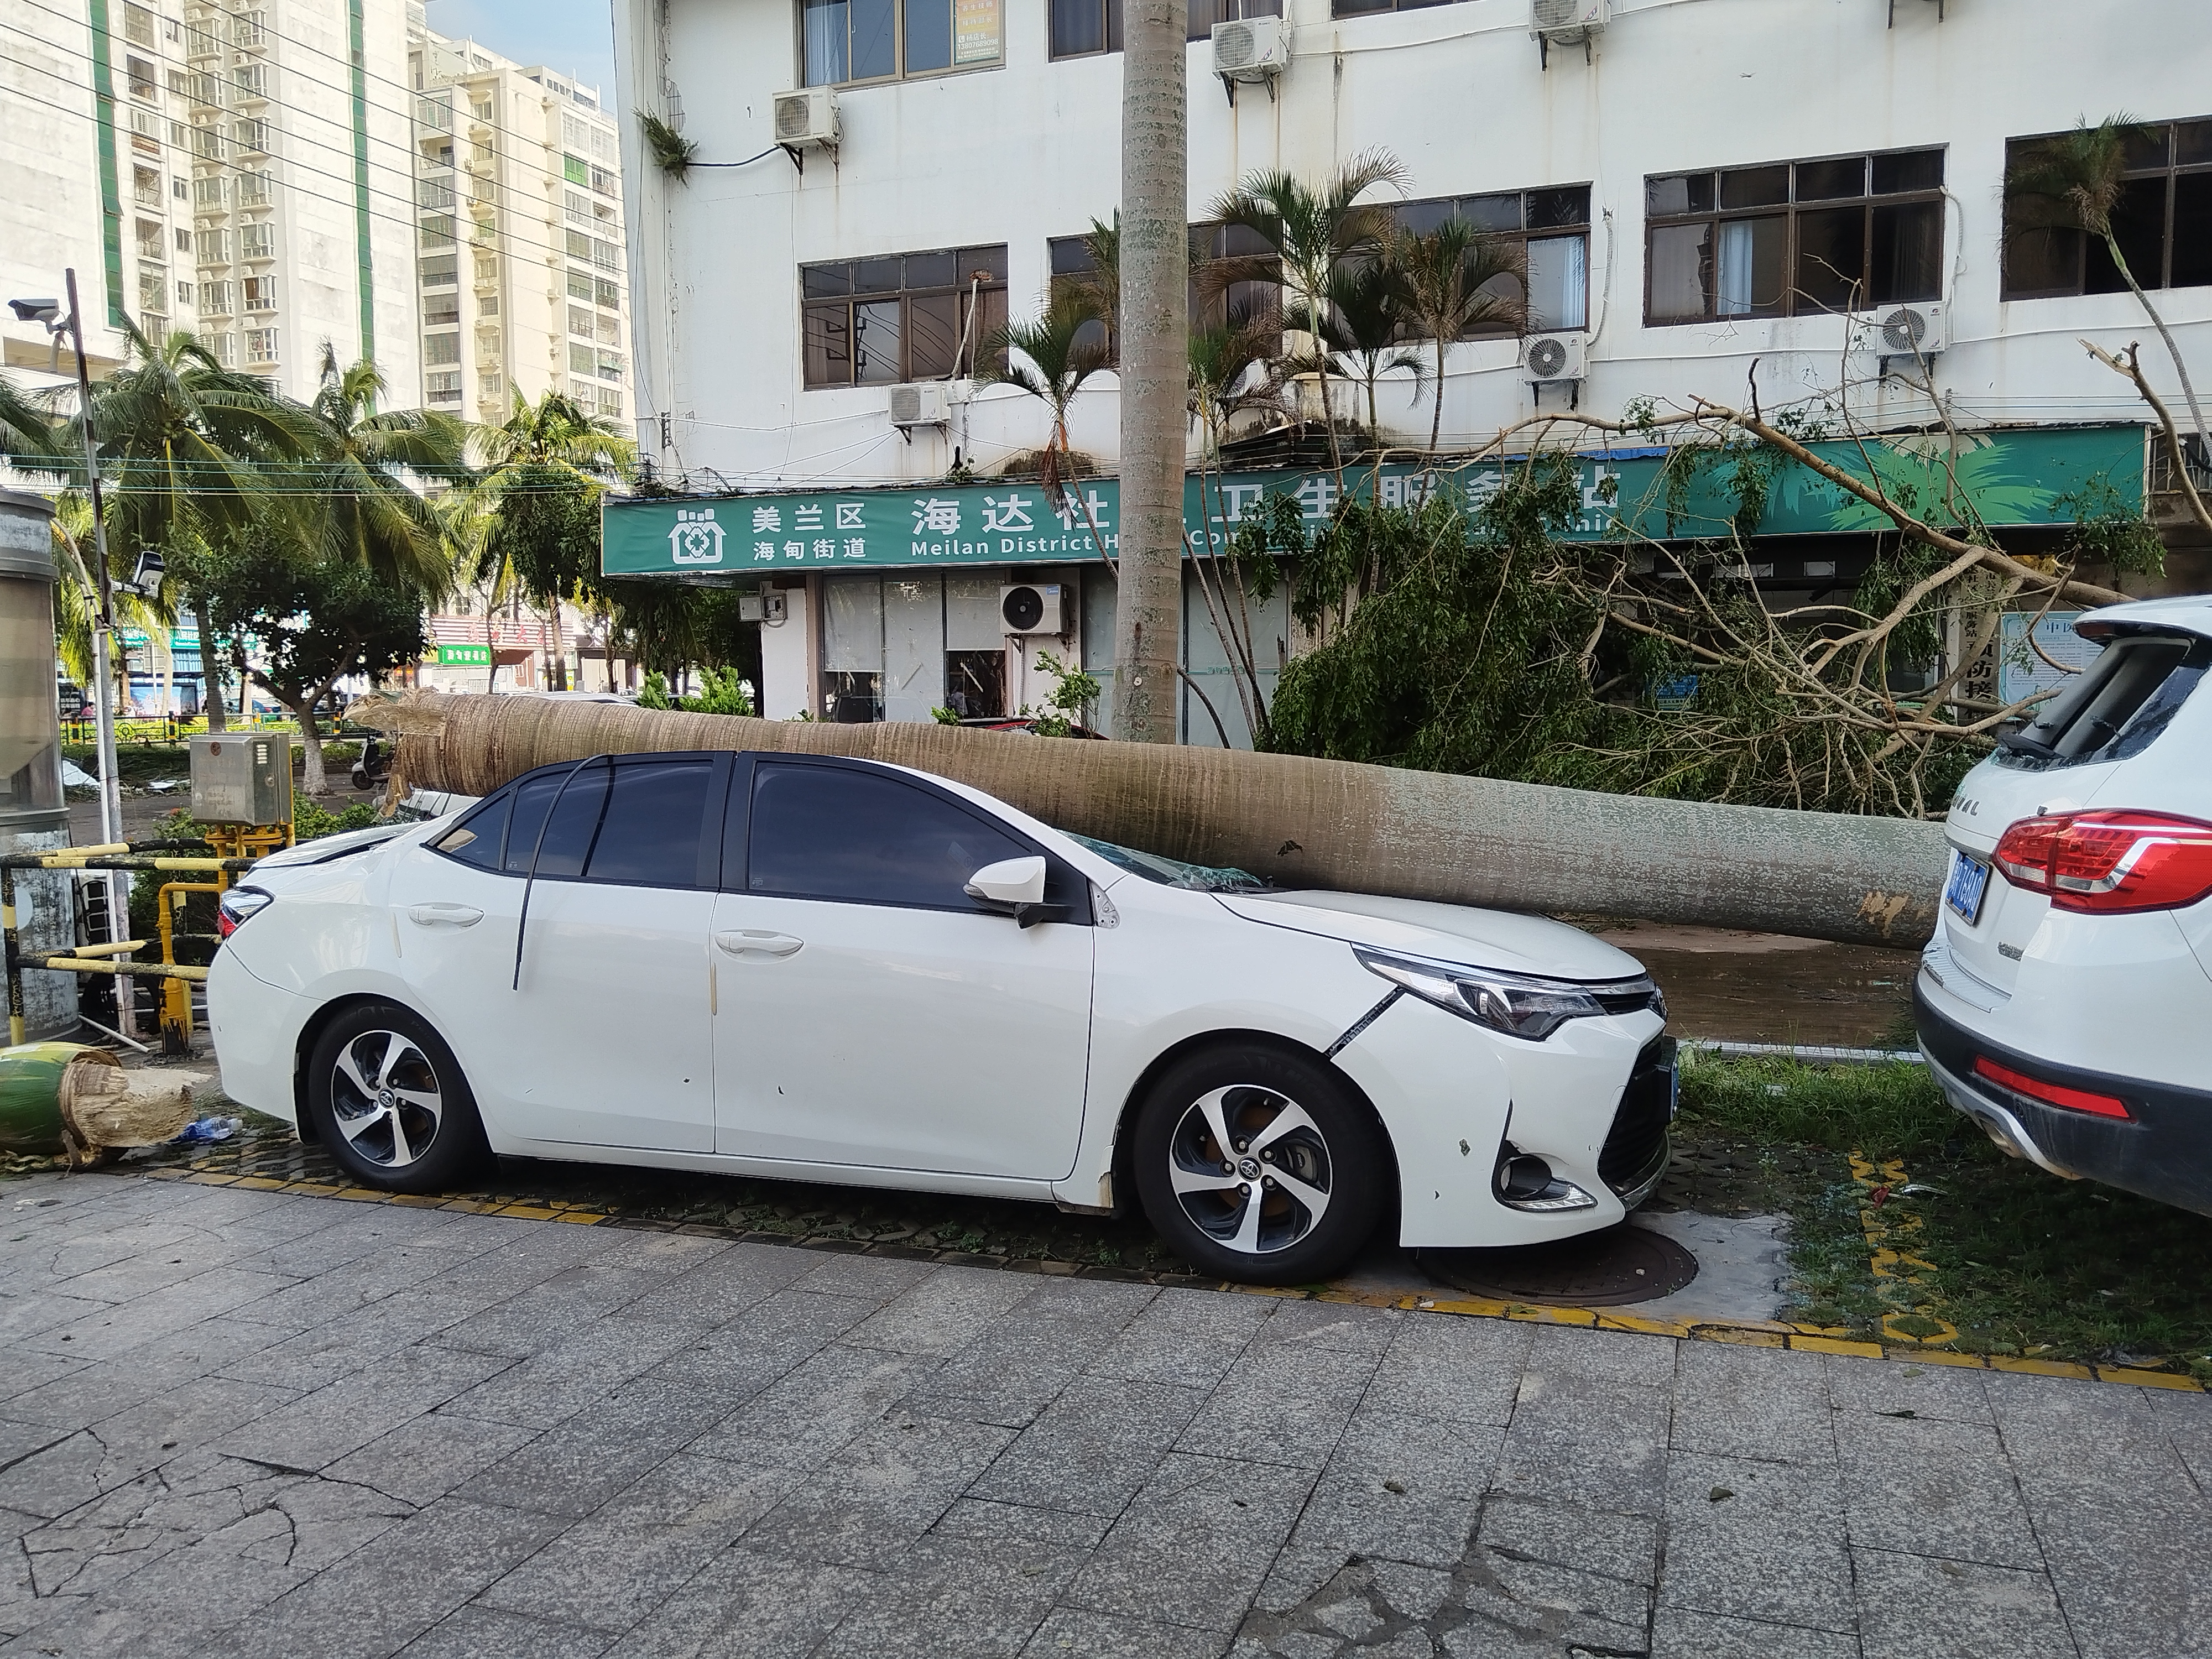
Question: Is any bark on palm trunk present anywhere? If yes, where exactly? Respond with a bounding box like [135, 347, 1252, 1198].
[362, 692, 1950, 948]
[193, 598, 226, 732]
[1110, 0, 1188, 744]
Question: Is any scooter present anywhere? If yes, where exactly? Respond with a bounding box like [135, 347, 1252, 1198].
[351, 733, 391, 791]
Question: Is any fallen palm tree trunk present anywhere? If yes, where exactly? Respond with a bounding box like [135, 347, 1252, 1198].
[0, 1043, 212, 1164]
[357, 693, 1949, 948]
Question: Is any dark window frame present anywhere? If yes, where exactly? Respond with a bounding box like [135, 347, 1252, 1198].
[1048, 0, 1279, 61]
[738, 754, 1093, 921]
[1394, 185, 1593, 337]
[1642, 147, 1946, 327]
[2001, 119, 2212, 300]
[431, 752, 731, 891]
[1186, 221, 1284, 334]
[1330, 0, 1466, 17]
[798, 0, 1003, 88]
[800, 245, 1009, 389]
[1047, 234, 1115, 363]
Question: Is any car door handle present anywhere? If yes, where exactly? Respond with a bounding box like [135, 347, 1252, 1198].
[406, 904, 484, 927]
[716, 930, 803, 958]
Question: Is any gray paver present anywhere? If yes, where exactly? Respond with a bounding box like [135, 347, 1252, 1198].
[968, 1374, 1208, 1516]
[1660, 1452, 1855, 1634]
[1671, 1338, 1835, 1463]
[1836, 1409, 2043, 1570]
[1489, 1368, 1672, 1516]
[1650, 1606, 1862, 1658]
[1851, 1548, 2074, 1659]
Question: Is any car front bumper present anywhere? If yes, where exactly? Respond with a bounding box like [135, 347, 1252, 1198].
[1914, 980, 2212, 1217]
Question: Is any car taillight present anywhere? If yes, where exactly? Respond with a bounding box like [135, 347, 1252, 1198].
[1990, 811, 2212, 914]
[1973, 1056, 2130, 1119]
[216, 887, 274, 939]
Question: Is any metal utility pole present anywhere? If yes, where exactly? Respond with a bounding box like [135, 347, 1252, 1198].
[62, 270, 133, 1022]
[1109, 0, 1188, 743]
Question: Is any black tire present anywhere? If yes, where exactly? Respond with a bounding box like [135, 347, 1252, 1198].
[1131, 1042, 1388, 1286]
[305, 1000, 489, 1194]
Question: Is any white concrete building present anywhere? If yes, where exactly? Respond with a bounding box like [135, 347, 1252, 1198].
[1, 0, 418, 403]
[636, 0, 2209, 734]
[405, 11, 632, 425]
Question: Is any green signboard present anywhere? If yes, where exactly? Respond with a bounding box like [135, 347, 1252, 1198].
[602, 425, 2146, 578]
[437, 643, 493, 666]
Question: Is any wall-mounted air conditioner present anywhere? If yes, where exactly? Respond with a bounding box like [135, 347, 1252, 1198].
[1522, 332, 1587, 384]
[1000, 583, 1071, 637]
[1531, 0, 1607, 43]
[1212, 17, 1288, 82]
[888, 383, 949, 427]
[1867, 301, 1947, 360]
[771, 87, 839, 149]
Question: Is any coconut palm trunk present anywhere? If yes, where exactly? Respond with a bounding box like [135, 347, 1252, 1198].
[359, 692, 1949, 949]
[1112, 0, 1189, 743]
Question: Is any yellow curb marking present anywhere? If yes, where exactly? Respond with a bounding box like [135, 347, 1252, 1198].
[1850, 1151, 1959, 1348]
[1791, 1335, 1886, 1358]
[2099, 1366, 2203, 1390]
[1986, 1356, 2096, 1379]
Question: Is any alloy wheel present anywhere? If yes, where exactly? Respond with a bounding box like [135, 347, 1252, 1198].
[1166, 1084, 1333, 1256]
[328, 1029, 445, 1170]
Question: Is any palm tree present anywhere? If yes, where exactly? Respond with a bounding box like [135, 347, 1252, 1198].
[64, 323, 318, 729]
[306, 347, 471, 597]
[1311, 261, 1427, 447]
[0, 373, 58, 465]
[48, 495, 168, 711]
[476, 390, 634, 691]
[1386, 220, 1528, 462]
[1208, 150, 1411, 468]
[2006, 116, 2208, 446]
[987, 289, 1113, 507]
[1186, 316, 1286, 750]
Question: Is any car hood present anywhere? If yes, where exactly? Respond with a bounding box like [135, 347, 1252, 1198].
[251, 822, 413, 872]
[1216, 890, 1647, 982]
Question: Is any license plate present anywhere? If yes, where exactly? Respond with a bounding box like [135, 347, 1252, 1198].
[1944, 852, 1990, 926]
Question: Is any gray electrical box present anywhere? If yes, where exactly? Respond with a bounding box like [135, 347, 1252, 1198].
[189, 733, 293, 826]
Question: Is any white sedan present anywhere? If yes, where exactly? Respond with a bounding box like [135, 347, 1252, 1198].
[209, 751, 1674, 1284]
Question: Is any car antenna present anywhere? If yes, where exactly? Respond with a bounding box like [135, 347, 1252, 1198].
[513, 754, 612, 991]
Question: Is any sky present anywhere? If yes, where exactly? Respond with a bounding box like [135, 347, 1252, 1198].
[425, 0, 617, 103]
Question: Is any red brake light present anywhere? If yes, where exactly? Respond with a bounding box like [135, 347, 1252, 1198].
[1990, 811, 2212, 914]
[1973, 1056, 2130, 1119]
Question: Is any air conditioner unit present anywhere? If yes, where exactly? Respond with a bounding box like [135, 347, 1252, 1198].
[1869, 301, 1947, 359]
[1212, 16, 1288, 81]
[1531, 0, 1608, 42]
[1000, 583, 1071, 637]
[773, 87, 839, 149]
[1522, 331, 1587, 383]
[888, 382, 949, 427]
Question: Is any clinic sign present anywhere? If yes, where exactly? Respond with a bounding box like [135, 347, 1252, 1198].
[602, 426, 2145, 577]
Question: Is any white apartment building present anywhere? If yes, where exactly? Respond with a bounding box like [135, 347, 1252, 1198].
[1, 0, 420, 401]
[405, 12, 631, 426]
[603, 0, 2210, 738]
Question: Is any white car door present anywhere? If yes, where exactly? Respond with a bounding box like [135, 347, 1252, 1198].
[710, 757, 1094, 1180]
[388, 754, 729, 1152]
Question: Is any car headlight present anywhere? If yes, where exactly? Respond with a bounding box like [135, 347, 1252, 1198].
[1355, 947, 1663, 1042]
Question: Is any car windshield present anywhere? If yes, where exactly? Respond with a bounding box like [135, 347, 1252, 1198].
[1065, 834, 1267, 891]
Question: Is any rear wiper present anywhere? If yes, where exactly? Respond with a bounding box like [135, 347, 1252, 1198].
[1995, 730, 2059, 760]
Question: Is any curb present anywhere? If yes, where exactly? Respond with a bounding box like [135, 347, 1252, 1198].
[123, 1165, 2205, 1395]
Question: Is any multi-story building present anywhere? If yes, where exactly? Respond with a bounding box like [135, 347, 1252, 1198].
[405, 11, 631, 427]
[604, 0, 2211, 738]
[2, 0, 416, 402]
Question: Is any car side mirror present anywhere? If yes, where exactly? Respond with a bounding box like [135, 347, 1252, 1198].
[965, 856, 1047, 907]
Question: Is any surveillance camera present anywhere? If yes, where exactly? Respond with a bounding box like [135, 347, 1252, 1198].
[8, 299, 62, 325]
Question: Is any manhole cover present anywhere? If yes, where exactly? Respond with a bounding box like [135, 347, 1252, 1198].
[1417, 1225, 1699, 1307]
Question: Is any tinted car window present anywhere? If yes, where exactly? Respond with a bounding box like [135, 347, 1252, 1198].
[2003, 634, 2210, 769]
[502, 766, 611, 878]
[584, 759, 716, 887]
[432, 791, 509, 870]
[748, 762, 1029, 911]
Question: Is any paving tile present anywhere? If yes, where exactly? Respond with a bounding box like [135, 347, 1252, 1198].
[1658, 1452, 1854, 1635]
[217, 1344, 514, 1472]
[18, 1268, 300, 1361]
[1086, 1289, 1266, 1391]
[913, 1279, 1160, 1427]
[1824, 1352, 1994, 1427]
[1525, 1321, 1676, 1387]
[617, 1239, 815, 1326]
[452, 1379, 716, 1518]
[1650, 1606, 1862, 1658]
[968, 1376, 1208, 1517]
[2144, 1385, 2212, 1489]
[599, 1547, 879, 1659]
[813, 1533, 1080, 1659]
[323, 1411, 540, 1507]
[786, 1250, 941, 1303]
[735, 1411, 1016, 1568]
[930, 1498, 1114, 1551]
[1364, 1313, 1530, 1428]
[1851, 1547, 2072, 1659]
[1473, 1493, 1658, 1590]
[396, 1605, 614, 1658]
[1835, 1410, 2042, 1570]
[1175, 1342, 1379, 1470]
[1281, 1407, 1502, 1571]
[1061, 1453, 1317, 1632]
[644, 1289, 875, 1400]
[690, 1344, 942, 1470]
[1489, 1371, 1671, 1517]
[842, 1265, 1039, 1357]
[1672, 1339, 1834, 1464]
[434, 1316, 697, 1428]
[1019, 1607, 1233, 1658]
[2012, 1483, 2212, 1659]
[1245, 1300, 1404, 1359]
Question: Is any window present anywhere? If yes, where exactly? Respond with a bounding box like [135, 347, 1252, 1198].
[450, 760, 718, 886]
[172, 174, 187, 199]
[133, 165, 161, 206]
[1047, 235, 1114, 359]
[122, 4, 155, 47]
[173, 227, 192, 253]
[135, 217, 165, 258]
[232, 63, 267, 98]
[175, 279, 193, 308]
[419, 176, 455, 212]
[1187, 222, 1280, 332]
[595, 311, 619, 345]
[424, 215, 458, 248]
[1050, 0, 1277, 58]
[194, 174, 226, 210]
[232, 117, 270, 154]
[205, 332, 235, 366]
[420, 254, 458, 288]
[801, 245, 1007, 387]
[597, 351, 624, 382]
[236, 170, 271, 206]
[1332, 0, 1463, 14]
[589, 163, 618, 197]
[165, 67, 190, 97]
[194, 226, 228, 263]
[424, 293, 460, 326]
[800, 0, 1001, 87]
[569, 342, 594, 374]
[126, 55, 158, 100]
[238, 221, 273, 259]
[234, 11, 265, 47]
[747, 761, 1031, 911]
[475, 255, 499, 285]
[2004, 121, 2212, 299]
[599, 388, 623, 416]
[243, 276, 275, 311]
[184, 20, 219, 56]
[1644, 149, 1944, 325]
[564, 189, 592, 226]
[596, 275, 620, 309]
[568, 305, 593, 336]
[426, 332, 461, 365]
[190, 125, 222, 160]
[138, 269, 166, 311]
[200, 279, 233, 314]
[477, 294, 498, 316]
[565, 229, 592, 260]
[427, 371, 462, 402]
[566, 269, 594, 301]
[1395, 185, 1593, 332]
[244, 327, 277, 364]
[128, 105, 160, 140]
[592, 237, 620, 271]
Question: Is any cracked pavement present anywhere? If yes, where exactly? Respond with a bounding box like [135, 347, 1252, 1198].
[0, 1174, 2205, 1657]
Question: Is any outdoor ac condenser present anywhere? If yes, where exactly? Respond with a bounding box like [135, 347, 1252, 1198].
[1000, 583, 1071, 638]
[888, 383, 950, 427]
[1212, 16, 1288, 81]
[1868, 301, 1948, 359]
[1522, 332, 1588, 384]
[771, 87, 839, 149]
[1530, 0, 1608, 43]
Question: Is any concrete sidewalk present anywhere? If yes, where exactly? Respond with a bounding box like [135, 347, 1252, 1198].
[0, 1176, 2204, 1658]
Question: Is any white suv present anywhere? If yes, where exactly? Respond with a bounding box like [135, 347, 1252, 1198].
[1916, 596, 2212, 1215]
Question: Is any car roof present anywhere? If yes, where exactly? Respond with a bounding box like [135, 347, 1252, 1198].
[2077, 593, 2212, 642]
